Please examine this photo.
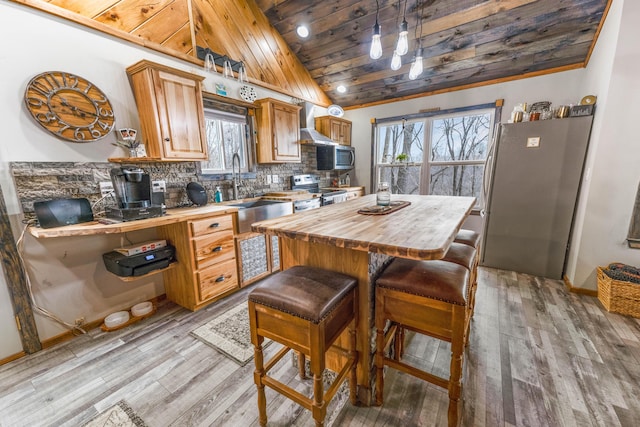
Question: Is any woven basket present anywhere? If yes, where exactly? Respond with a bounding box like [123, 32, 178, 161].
[597, 267, 640, 318]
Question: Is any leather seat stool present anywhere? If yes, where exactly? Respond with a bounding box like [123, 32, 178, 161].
[393, 242, 478, 359]
[454, 228, 481, 248]
[375, 258, 469, 427]
[248, 265, 358, 427]
[453, 229, 481, 321]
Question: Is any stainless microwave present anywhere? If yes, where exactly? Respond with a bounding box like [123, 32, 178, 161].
[316, 145, 355, 170]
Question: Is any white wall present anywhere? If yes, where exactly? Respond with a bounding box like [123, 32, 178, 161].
[0, 2, 290, 359]
[567, 0, 640, 288]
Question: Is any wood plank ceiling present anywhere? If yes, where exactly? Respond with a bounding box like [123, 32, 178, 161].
[256, 0, 611, 108]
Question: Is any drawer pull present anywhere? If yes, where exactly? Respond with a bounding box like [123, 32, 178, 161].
[212, 246, 223, 253]
[209, 223, 220, 228]
[215, 275, 225, 283]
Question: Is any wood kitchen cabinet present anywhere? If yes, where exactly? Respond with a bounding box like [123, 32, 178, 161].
[315, 116, 352, 146]
[125, 60, 208, 161]
[157, 213, 238, 311]
[236, 232, 281, 287]
[254, 98, 302, 163]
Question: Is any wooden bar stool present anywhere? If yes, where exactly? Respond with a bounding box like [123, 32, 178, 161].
[375, 258, 469, 427]
[248, 266, 358, 427]
[454, 229, 481, 321]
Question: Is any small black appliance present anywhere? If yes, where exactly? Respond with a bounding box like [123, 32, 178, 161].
[186, 182, 208, 206]
[102, 245, 176, 277]
[34, 198, 94, 228]
[106, 167, 163, 221]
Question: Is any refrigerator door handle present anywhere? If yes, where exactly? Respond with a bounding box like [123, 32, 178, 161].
[481, 128, 498, 217]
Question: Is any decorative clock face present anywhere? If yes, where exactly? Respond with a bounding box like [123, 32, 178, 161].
[24, 71, 115, 142]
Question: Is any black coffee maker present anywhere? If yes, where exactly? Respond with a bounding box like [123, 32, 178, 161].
[106, 166, 163, 221]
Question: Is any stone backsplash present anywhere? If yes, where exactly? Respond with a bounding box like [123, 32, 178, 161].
[11, 145, 343, 218]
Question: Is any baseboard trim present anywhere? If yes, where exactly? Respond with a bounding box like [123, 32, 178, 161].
[0, 351, 26, 366]
[563, 275, 598, 297]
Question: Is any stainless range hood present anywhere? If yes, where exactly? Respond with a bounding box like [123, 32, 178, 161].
[298, 102, 337, 145]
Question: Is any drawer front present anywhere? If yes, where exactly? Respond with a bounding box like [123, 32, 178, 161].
[198, 258, 238, 301]
[190, 214, 234, 237]
[193, 229, 235, 269]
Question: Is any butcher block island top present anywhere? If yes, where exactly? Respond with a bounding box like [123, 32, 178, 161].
[252, 194, 476, 260]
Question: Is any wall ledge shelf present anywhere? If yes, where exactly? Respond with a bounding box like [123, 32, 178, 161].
[109, 263, 177, 282]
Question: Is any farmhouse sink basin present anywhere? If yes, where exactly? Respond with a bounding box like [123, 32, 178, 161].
[229, 199, 293, 233]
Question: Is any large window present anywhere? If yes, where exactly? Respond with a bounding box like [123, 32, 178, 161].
[374, 105, 496, 205]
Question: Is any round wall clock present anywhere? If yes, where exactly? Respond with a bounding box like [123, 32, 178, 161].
[24, 71, 115, 142]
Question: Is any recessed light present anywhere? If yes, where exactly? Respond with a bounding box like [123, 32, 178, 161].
[336, 85, 347, 94]
[296, 25, 309, 38]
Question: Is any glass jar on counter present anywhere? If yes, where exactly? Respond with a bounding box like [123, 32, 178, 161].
[376, 181, 390, 206]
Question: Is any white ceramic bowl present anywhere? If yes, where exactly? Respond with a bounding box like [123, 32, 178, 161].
[131, 301, 153, 317]
[104, 311, 130, 328]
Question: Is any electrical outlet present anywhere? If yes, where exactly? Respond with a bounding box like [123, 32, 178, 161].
[152, 180, 166, 192]
[266, 175, 272, 184]
[272, 175, 279, 184]
[99, 181, 114, 198]
[75, 317, 85, 326]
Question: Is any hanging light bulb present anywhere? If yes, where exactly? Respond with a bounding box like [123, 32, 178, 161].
[390, 50, 402, 71]
[396, 19, 409, 56]
[409, 47, 424, 80]
[370, 0, 382, 60]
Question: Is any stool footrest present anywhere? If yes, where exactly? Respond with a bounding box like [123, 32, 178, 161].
[263, 376, 315, 411]
[384, 356, 449, 389]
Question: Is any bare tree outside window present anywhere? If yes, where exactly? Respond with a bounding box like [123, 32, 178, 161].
[375, 110, 493, 204]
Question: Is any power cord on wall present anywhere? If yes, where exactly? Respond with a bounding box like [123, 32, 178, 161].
[17, 220, 87, 335]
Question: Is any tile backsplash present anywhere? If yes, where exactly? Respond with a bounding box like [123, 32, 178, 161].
[10, 145, 341, 218]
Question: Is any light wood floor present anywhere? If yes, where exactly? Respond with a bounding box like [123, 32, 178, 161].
[1, 267, 640, 426]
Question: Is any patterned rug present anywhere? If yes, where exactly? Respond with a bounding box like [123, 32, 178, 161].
[191, 302, 270, 366]
[83, 400, 147, 427]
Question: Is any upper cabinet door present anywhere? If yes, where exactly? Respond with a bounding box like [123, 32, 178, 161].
[254, 98, 301, 163]
[315, 116, 352, 146]
[126, 60, 208, 161]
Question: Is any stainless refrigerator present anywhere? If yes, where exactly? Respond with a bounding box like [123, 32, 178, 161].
[481, 116, 594, 279]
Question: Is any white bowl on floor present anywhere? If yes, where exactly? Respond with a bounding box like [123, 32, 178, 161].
[104, 311, 129, 328]
[131, 301, 153, 317]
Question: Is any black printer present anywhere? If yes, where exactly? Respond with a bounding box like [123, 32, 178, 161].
[102, 245, 176, 277]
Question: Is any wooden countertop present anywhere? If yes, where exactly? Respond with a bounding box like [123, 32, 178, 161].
[252, 194, 475, 260]
[28, 204, 239, 238]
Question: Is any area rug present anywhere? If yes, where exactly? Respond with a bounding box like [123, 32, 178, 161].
[83, 400, 148, 427]
[191, 302, 270, 366]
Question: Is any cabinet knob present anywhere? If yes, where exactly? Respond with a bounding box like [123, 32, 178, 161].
[215, 275, 225, 283]
[212, 246, 223, 253]
[209, 223, 220, 228]
[164, 137, 170, 142]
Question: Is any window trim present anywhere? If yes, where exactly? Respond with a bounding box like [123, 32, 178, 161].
[198, 94, 258, 180]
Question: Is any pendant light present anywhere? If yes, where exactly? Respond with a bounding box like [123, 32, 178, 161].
[395, 0, 409, 56]
[408, 47, 423, 80]
[370, 0, 382, 60]
[390, 50, 402, 70]
[409, 1, 424, 80]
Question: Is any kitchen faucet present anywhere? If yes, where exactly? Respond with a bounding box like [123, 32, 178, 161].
[232, 152, 241, 200]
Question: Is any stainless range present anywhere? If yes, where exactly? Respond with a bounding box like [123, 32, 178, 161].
[290, 174, 348, 212]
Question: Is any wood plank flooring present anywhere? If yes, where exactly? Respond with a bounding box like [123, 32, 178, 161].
[1, 267, 640, 426]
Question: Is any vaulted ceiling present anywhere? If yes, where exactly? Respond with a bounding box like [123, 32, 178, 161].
[256, 0, 610, 108]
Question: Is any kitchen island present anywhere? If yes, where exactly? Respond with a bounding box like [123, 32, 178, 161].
[252, 194, 476, 405]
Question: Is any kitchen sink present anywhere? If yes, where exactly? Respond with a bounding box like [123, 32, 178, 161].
[229, 199, 293, 233]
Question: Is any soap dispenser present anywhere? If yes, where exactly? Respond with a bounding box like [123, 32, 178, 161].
[214, 186, 223, 203]
[345, 173, 351, 186]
